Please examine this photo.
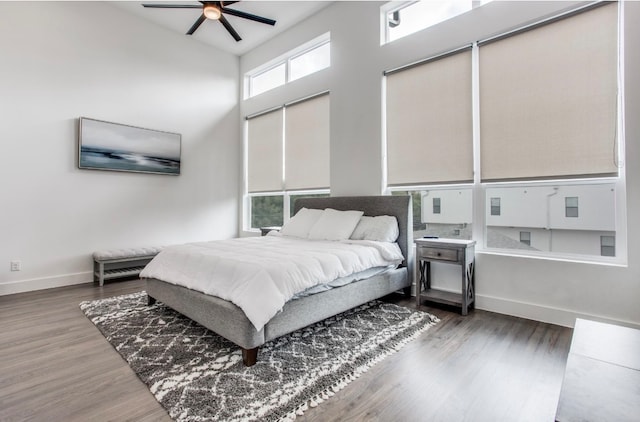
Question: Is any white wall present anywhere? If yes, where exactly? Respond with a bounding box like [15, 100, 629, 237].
[240, 1, 640, 328]
[0, 2, 240, 294]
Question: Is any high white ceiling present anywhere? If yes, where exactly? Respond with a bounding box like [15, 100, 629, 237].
[112, 1, 333, 56]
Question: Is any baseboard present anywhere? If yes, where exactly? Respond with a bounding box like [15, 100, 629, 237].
[476, 294, 640, 330]
[0, 272, 92, 296]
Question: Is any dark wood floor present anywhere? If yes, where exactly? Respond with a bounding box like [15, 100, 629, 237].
[0, 279, 572, 422]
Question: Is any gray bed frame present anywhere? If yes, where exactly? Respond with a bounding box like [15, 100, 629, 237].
[146, 195, 413, 366]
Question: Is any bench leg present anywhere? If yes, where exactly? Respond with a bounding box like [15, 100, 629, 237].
[98, 262, 105, 287]
[242, 347, 258, 367]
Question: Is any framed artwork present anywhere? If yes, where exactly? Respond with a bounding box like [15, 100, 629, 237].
[78, 117, 181, 175]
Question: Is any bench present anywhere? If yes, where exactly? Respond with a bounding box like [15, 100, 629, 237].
[555, 318, 640, 421]
[93, 246, 164, 286]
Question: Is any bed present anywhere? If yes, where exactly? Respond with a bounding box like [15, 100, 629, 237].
[142, 195, 413, 366]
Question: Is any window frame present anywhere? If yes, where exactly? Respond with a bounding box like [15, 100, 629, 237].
[600, 235, 616, 257]
[288, 40, 331, 83]
[565, 197, 579, 218]
[249, 62, 287, 98]
[490, 197, 501, 216]
[244, 92, 330, 232]
[433, 197, 441, 214]
[246, 189, 330, 231]
[245, 33, 330, 99]
[381, 1, 492, 45]
[387, 184, 474, 241]
[383, 2, 626, 265]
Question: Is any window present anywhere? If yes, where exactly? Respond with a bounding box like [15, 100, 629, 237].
[486, 183, 616, 257]
[289, 193, 330, 217]
[385, 2, 622, 262]
[246, 34, 330, 98]
[391, 189, 472, 240]
[382, 1, 492, 44]
[289, 42, 330, 82]
[386, 48, 473, 186]
[490, 198, 501, 216]
[479, 4, 617, 182]
[251, 195, 284, 228]
[565, 197, 579, 218]
[250, 63, 286, 97]
[601, 235, 615, 257]
[246, 93, 330, 229]
[433, 198, 441, 214]
[479, 3, 620, 260]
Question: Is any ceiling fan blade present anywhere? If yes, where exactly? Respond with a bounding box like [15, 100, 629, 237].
[200, 1, 239, 6]
[186, 14, 207, 35]
[218, 15, 242, 42]
[221, 7, 276, 26]
[142, 4, 202, 8]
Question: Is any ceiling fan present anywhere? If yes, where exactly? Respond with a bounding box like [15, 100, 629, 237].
[142, 1, 276, 42]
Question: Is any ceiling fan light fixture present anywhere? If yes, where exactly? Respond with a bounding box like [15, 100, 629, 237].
[203, 5, 221, 20]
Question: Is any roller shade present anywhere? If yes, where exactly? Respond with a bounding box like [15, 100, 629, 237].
[284, 93, 330, 190]
[386, 48, 473, 186]
[247, 108, 283, 192]
[479, 2, 618, 182]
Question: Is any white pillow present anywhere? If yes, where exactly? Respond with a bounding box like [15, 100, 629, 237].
[279, 208, 324, 238]
[308, 208, 364, 241]
[350, 215, 400, 243]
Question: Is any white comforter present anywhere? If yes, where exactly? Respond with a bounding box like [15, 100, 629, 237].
[139, 234, 404, 331]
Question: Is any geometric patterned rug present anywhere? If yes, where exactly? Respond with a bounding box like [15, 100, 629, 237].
[80, 292, 439, 422]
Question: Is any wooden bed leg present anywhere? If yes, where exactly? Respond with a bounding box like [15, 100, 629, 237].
[242, 347, 258, 367]
[147, 295, 156, 306]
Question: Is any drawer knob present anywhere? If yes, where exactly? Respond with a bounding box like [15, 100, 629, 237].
[437, 252, 441, 256]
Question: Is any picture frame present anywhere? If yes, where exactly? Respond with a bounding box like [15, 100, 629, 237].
[78, 117, 181, 175]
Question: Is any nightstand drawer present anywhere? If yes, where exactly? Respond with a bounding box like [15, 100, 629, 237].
[419, 247, 458, 262]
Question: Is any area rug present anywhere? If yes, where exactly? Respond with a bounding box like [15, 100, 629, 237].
[80, 291, 438, 421]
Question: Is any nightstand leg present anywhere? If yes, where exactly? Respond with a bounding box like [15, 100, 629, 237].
[461, 257, 468, 316]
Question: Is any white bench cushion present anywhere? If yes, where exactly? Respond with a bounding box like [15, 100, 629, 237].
[93, 246, 164, 261]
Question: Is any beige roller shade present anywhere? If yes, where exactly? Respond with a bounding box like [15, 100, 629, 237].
[386, 49, 473, 186]
[247, 108, 283, 192]
[284, 93, 330, 190]
[479, 3, 618, 182]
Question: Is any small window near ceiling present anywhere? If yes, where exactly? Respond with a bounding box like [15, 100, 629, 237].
[289, 41, 330, 82]
[490, 197, 501, 216]
[565, 197, 579, 218]
[600, 235, 615, 257]
[433, 197, 441, 214]
[246, 33, 330, 98]
[382, 1, 492, 44]
[250, 63, 286, 97]
[520, 231, 531, 246]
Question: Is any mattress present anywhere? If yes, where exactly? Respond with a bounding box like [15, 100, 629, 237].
[140, 235, 404, 331]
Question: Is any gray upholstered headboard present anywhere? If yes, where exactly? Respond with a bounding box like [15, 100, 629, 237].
[293, 195, 413, 269]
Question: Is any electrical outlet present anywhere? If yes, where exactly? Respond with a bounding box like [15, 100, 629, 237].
[10, 261, 21, 271]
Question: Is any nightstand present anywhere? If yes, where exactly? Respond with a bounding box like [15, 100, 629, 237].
[415, 238, 476, 315]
